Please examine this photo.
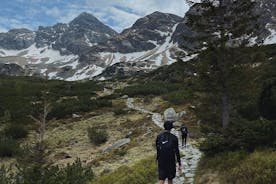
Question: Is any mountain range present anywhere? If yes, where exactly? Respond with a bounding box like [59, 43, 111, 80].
[0, 0, 275, 81]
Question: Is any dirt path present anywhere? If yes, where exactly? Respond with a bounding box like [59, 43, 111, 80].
[127, 98, 201, 184]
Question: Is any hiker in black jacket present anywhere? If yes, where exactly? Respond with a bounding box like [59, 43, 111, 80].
[180, 124, 188, 147]
[156, 121, 182, 184]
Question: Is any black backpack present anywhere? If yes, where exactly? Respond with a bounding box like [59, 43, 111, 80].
[181, 126, 187, 135]
[156, 133, 173, 160]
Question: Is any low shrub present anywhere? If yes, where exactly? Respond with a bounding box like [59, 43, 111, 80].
[199, 135, 226, 156]
[87, 127, 108, 145]
[122, 82, 181, 97]
[4, 124, 28, 139]
[0, 137, 19, 157]
[0, 166, 13, 184]
[0, 158, 94, 184]
[93, 99, 112, 108]
[237, 100, 260, 120]
[111, 147, 128, 158]
[224, 118, 275, 152]
[113, 108, 128, 116]
[200, 118, 276, 155]
[162, 90, 193, 105]
[49, 98, 112, 119]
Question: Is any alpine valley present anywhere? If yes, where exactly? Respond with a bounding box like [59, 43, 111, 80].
[0, 0, 275, 81]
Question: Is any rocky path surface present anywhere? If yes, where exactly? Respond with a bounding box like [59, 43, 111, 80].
[127, 98, 201, 184]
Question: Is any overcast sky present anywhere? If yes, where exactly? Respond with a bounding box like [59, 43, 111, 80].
[0, 0, 190, 33]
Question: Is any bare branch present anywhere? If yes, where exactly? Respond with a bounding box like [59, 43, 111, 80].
[28, 115, 41, 124]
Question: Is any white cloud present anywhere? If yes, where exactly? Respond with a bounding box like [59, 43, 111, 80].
[26, 7, 40, 17]
[101, 6, 141, 30]
[55, 4, 140, 32]
[57, 4, 91, 23]
[3, 0, 190, 33]
[45, 7, 61, 18]
[0, 16, 39, 32]
[59, 0, 189, 32]
[85, 0, 189, 16]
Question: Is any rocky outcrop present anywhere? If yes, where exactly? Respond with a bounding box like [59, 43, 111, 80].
[103, 138, 131, 152]
[172, 0, 276, 48]
[0, 29, 35, 50]
[0, 63, 24, 76]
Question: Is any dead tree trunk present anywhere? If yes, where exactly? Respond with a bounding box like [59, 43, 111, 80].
[221, 93, 230, 129]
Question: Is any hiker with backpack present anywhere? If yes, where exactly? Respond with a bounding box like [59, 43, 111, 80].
[156, 121, 182, 184]
[180, 124, 188, 147]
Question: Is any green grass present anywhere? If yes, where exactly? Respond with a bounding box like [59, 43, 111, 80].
[195, 150, 276, 184]
[90, 156, 157, 184]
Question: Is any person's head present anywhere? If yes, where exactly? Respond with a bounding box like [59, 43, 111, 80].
[164, 121, 174, 131]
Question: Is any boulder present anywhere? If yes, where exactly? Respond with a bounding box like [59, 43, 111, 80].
[121, 95, 129, 99]
[164, 108, 177, 121]
[177, 111, 187, 119]
[72, 113, 81, 118]
[103, 138, 130, 152]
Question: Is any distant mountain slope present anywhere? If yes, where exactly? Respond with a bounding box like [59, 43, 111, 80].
[0, 11, 184, 80]
[0, 0, 275, 81]
[172, 0, 276, 46]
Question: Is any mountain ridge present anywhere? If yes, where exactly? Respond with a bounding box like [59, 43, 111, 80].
[0, 11, 184, 80]
[0, 1, 275, 81]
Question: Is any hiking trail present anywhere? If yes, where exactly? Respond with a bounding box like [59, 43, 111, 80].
[127, 98, 201, 184]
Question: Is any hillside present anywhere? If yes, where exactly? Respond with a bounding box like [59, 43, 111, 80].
[0, 43, 275, 183]
[0, 0, 276, 183]
[0, 50, 204, 183]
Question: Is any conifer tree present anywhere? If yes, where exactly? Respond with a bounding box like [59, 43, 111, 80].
[29, 72, 52, 149]
[183, 0, 265, 128]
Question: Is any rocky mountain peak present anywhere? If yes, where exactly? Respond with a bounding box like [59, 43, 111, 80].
[70, 12, 102, 27]
[35, 12, 118, 55]
[94, 11, 182, 53]
[69, 12, 117, 35]
[132, 11, 182, 30]
[8, 28, 33, 34]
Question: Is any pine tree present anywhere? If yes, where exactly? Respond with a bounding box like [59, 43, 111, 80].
[183, 0, 266, 129]
[29, 72, 52, 149]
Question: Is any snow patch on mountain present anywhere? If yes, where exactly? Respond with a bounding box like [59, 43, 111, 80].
[147, 40, 158, 46]
[59, 60, 79, 70]
[48, 71, 58, 79]
[66, 65, 104, 81]
[97, 23, 181, 72]
[0, 44, 79, 66]
[264, 24, 276, 45]
[99, 51, 148, 66]
[156, 30, 170, 37]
